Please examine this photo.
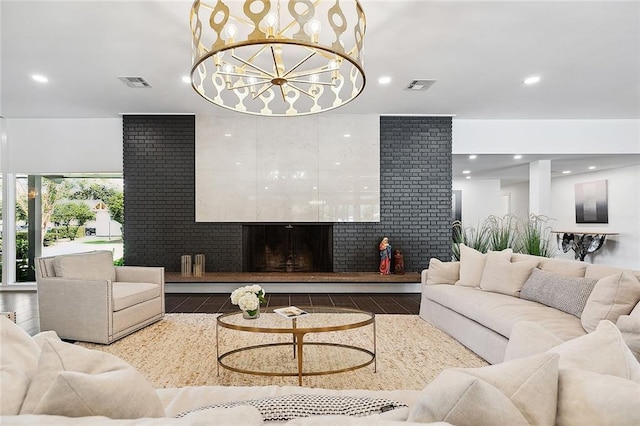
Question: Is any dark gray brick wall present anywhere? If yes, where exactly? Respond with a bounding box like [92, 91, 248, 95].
[123, 115, 242, 271]
[123, 115, 451, 272]
[333, 116, 452, 272]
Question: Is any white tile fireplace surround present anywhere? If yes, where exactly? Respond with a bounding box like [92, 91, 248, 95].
[195, 114, 380, 222]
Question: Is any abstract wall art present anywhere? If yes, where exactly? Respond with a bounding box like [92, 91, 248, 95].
[575, 180, 608, 224]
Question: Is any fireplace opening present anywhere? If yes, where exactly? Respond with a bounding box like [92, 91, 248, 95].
[243, 225, 333, 272]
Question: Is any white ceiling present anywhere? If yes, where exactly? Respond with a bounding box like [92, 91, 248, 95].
[1, 0, 639, 183]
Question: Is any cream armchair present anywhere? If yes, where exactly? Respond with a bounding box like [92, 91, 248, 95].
[35, 250, 164, 344]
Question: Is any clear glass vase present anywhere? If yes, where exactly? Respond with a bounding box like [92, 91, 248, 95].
[242, 307, 260, 319]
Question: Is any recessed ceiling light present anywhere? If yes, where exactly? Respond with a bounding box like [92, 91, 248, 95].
[588, 166, 596, 170]
[378, 76, 391, 85]
[562, 170, 571, 174]
[462, 170, 471, 174]
[235, 162, 242, 166]
[181, 75, 191, 83]
[465, 176, 471, 180]
[31, 74, 48, 83]
[224, 133, 232, 137]
[513, 155, 523, 160]
[468, 155, 477, 159]
[335, 162, 341, 166]
[343, 134, 351, 138]
[524, 76, 541, 85]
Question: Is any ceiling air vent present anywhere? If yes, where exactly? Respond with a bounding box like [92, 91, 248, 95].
[118, 76, 152, 88]
[405, 79, 436, 91]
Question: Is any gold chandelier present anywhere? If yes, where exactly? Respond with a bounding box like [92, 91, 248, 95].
[190, 0, 366, 116]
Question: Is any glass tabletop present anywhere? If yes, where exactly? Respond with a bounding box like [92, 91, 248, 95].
[217, 306, 375, 334]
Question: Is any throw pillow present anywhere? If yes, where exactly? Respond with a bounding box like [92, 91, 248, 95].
[53, 250, 116, 281]
[426, 258, 460, 285]
[479, 253, 538, 296]
[581, 272, 640, 333]
[407, 352, 559, 426]
[503, 321, 564, 362]
[176, 395, 408, 422]
[520, 268, 597, 317]
[548, 320, 640, 383]
[616, 315, 640, 363]
[455, 244, 512, 288]
[20, 338, 165, 418]
[0, 316, 41, 415]
[556, 368, 640, 426]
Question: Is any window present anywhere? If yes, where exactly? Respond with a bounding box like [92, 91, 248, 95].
[2, 174, 123, 284]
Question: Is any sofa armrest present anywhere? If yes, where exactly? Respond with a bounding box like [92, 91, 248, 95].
[37, 277, 112, 342]
[421, 269, 429, 286]
[422, 261, 460, 286]
[616, 315, 640, 362]
[115, 267, 165, 315]
[115, 266, 164, 286]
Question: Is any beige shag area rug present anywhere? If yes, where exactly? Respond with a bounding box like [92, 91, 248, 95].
[77, 313, 487, 390]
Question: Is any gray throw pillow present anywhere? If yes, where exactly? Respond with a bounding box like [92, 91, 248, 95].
[520, 268, 597, 317]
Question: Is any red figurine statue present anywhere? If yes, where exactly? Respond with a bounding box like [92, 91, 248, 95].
[379, 237, 392, 275]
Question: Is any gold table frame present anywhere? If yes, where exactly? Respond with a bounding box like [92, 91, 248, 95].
[216, 306, 376, 386]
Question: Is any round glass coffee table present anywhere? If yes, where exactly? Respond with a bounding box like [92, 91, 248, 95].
[216, 306, 376, 385]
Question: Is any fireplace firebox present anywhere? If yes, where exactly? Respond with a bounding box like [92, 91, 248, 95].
[243, 225, 333, 272]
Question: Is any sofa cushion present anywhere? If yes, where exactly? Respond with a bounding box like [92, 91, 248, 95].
[537, 257, 587, 277]
[456, 244, 512, 288]
[407, 352, 559, 426]
[520, 269, 597, 317]
[0, 316, 42, 415]
[581, 272, 640, 333]
[480, 253, 538, 297]
[112, 282, 162, 312]
[177, 394, 408, 422]
[548, 320, 640, 383]
[53, 250, 116, 281]
[424, 284, 586, 341]
[585, 264, 640, 281]
[555, 368, 640, 426]
[426, 258, 459, 285]
[20, 338, 165, 418]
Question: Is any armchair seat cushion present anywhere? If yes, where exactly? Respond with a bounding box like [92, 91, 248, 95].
[112, 282, 162, 312]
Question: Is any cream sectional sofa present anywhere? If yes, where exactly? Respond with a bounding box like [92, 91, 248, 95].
[419, 243, 640, 364]
[2, 314, 640, 425]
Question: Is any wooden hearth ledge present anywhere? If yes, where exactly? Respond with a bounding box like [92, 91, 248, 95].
[165, 272, 420, 283]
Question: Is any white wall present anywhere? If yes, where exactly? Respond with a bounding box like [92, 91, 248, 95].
[3, 118, 123, 173]
[549, 165, 640, 269]
[501, 182, 529, 219]
[453, 179, 502, 228]
[453, 119, 640, 154]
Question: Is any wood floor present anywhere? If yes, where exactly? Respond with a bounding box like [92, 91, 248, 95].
[1, 291, 421, 336]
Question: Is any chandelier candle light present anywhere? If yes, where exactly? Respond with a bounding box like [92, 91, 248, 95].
[190, 0, 366, 116]
[230, 285, 267, 319]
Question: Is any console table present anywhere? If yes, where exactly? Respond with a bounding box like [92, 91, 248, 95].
[552, 231, 618, 261]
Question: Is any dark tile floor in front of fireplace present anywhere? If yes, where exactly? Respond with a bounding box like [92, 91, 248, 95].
[166, 293, 421, 315]
[0, 292, 421, 335]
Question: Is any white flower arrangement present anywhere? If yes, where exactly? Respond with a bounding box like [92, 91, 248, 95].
[230, 285, 266, 316]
